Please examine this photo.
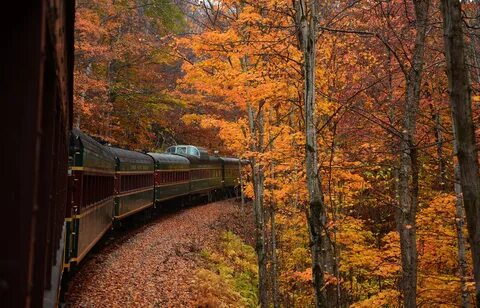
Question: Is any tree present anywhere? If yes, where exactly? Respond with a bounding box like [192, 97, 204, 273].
[293, 0, 332, 306]
[396, 0, 430, 306]
[74, 0, 185, 148]
[441, 0, 480, 303]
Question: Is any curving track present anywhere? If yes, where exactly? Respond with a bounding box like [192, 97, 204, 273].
[64, 200, 244, 307]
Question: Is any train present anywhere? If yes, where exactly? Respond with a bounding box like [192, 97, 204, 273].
[65, 129, 242, 268]
[0, 2, 244, 307]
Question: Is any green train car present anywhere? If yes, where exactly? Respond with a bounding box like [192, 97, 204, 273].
[66, 129, 116, 267]
[220, 157, 241, 194]
[109, 147, 155, 220]
[63, 131, 244, 279]
[166, 145, 223, 201]
[148, 153, 191, 203]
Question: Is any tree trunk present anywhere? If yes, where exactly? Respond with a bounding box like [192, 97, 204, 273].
[293, 1, 328, 307]
[468, 5, 480, 86]
[441, 0, 480, 303]
[238, 158, 247, 238]
[429, 104, 447, 191]
[397, 1, 430, 307]
[268, 111, 280, 308]
[454, 164, 471, 308]
[248, 104, 268, 308]
[270, 204, 280, 308]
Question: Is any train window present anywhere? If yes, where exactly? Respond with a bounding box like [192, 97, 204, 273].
[82, 175, 114, 208]
[119, 174, 153, 192]
[187, 147, 199, 156]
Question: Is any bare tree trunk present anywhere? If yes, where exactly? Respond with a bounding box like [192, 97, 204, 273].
[106, 60, 116, 139]
[468, 5, 480, 86]
[397, 1, 430, 307]
[429, 104, 447, 191]
[327, 123, 342, 307]
[270, 204, 280, 308]
[441, 0, 480, 303]
[293, 1, 328, 306]
[427, 105, 469, 305]
[238, 158, 246, 238]
[454, 164, 471, 308]
[239, 159, 245, 207]
[268, 111, 280, 308]
[248, 104, 268, 308]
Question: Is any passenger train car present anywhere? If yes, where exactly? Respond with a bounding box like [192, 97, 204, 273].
[63, 131, 243, 271]
[67, 129, 116, 267]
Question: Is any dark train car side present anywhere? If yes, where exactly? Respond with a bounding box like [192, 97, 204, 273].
[66, 129, 116, 267]
[0, 1, 75, 307]
[167, 145, 223, 202]
[109, 147, 155, 220]
[220, 157, 241, 195]
[148, 153, 191, 203]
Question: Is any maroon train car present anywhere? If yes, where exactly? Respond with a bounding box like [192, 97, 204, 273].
[0, 1, 74, 307]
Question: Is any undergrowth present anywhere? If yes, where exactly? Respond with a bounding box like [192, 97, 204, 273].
[195, 231, 258, 307]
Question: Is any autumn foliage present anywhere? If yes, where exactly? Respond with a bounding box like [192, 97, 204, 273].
[74, 0, 480, 306]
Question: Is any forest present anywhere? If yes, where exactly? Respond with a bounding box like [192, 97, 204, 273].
[74, 0, 480, 307]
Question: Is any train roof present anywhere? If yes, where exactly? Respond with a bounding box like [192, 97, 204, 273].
[220, 157, 240, 165]
[70, 129, 116, 171]
[147, 153, 190, 169]
[108, 147, 154, 171]
[190, 154, 221, 166]
[71, 128, 115, 161]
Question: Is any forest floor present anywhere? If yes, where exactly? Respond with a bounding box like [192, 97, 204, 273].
[63, 199, 254, 307]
